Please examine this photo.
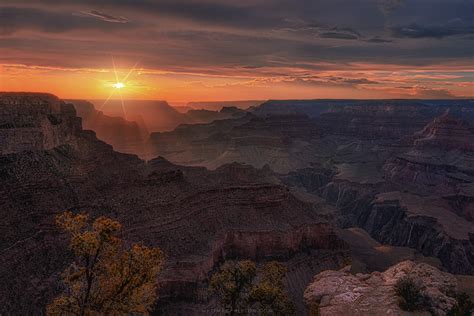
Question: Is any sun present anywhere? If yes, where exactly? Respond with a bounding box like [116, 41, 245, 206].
[112, 82, 125, 89]
[99, 58, 140, 118]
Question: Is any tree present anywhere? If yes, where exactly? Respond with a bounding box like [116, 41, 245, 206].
[209, 260, 256, 315]
[47, 212, 164, 316]
[249, 262, 295, 315]
[209, 260, 295, 315]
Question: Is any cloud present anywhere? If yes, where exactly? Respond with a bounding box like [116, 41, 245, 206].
[0, 7, 134, 35]
[279, 19, 363, 41]
[390, 20, 474, 39]
[319, 32, 358, 40]
[365, 37, 393, 43]
[367, 85, 457, 99]
[319, 27, 362, 40]
[401, 85, 457, 98]
[74, 10, 129, 23]
[377, 0, 405, 16]
[1, 0, 473, 100]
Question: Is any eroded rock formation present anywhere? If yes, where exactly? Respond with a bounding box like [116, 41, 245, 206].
[67, 99, 148, 155]
[304, 261, 458, 316]
[0, 93, 348, 314]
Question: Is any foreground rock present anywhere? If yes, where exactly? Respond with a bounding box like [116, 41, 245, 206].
[304, 261, 458, 315]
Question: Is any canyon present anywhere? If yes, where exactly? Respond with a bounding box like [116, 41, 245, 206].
[1, 93, 473, 314]
[0, 93, 346, 314]
[148, 99, 474, 277]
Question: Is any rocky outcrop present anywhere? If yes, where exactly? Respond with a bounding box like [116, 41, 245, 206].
[317, 102, 436, 139]
[90, 99, 191, 132]
[186, 106, 246, 123]
[188, 100, 263, 111]
[158, 224, 348, 305]
[304, 261, 458, 316]
[414, 115, 474, 151]
[67, 99, 148, 156]
[0, 93, 82, 155]
[383, 116, 474, 214]
[321, 180, 474, 275]
[148, 114, 321, 173]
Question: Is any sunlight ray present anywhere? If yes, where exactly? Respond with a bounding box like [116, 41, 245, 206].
[98, 90, 115, 111]
[112, 56, 119, 83]
[121, 61, 139, 83]
[119, 90, 127, 119]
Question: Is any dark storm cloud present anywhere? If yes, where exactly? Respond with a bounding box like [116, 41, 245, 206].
[0, 7, 135, 35]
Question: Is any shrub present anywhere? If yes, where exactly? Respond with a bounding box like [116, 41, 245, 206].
[394, 276, 424, 311]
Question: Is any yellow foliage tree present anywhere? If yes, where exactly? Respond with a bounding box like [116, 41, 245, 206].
[47, 212, 164, 316]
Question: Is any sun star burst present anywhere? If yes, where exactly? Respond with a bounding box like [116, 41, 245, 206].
[112, 82, 125, 89]
[99, 58, 139, 118]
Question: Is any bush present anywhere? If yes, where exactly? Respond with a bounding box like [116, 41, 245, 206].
[394, 276, 424, 311]
[448, 292, 474, 316]
[209, 261, 295, 315]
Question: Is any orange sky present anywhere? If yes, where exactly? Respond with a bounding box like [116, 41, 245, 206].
[2, 63, 473, 102]
[1, 1, 473, 102]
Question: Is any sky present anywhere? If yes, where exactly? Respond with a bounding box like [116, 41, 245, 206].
[0, 0, 473, 102]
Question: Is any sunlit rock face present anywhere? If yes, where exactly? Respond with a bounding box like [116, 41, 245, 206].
[304, 261, 458, 316]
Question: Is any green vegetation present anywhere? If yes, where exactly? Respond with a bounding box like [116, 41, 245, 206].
[394, 276, 425, 311]
[209, 260, 295, 315]
[47, 212, 164, 316]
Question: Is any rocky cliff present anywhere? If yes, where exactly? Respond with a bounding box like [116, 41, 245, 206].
[317, 102, 436, 139]
[0, 93, 348, 314]
[304, 261, 459, 316]
[148, 114, 322, 173]
[67, 99, 148, 156]
[146, 100, 474, 277]
[0, 93, 82, 155]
